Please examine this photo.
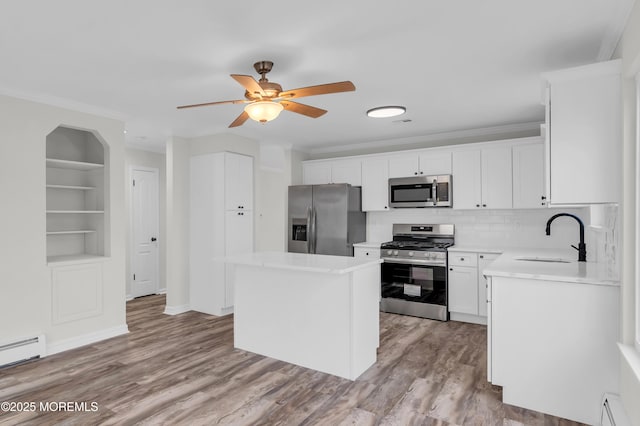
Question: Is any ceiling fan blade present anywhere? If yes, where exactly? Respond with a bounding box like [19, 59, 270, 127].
[231, 74, 266, 97]
[280, 100, 327, 118]
[279, 81, 355, 99]
[229, 111, 250, 128]
[177, 99, 246, 109]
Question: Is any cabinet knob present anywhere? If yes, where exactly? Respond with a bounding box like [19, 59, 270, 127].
[449, 268, 453, 271]
[541, 202, 546, 206]
[419, 171, 423, 175]
[476, 204, 480, 208]
[541, 195, 547, 200]
[151, 237, 157, 242]
[414, 172, 418, 175]
[479, 255, 484, 259]
[384, 206, 388, 209]
[460, 257, 464, 261]
[366, 253, 369, 256]
[482, 204, 487, 208]
[238, 212, 243, 216]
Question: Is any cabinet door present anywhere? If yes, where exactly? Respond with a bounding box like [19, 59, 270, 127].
[418, 152, 452, 175]
[361, 157, 390, 211]
[225, 153, 254, 210]
[388, 153, 419, 178]
[448, 265, 479, 315]
[303, 162, 332, 185]
[452, 150, 482, 209]
[331, 159, 362, 186]
[548, 70, 621, 204]
[481, 147, 513, 209]
[513, 143, 545, 209]
[224, 210, 254, 307]
[477, 253, 500, 317]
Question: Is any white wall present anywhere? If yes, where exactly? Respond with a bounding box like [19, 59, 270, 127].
[0, 94, 126, 350]
[124, 148, 167, 297]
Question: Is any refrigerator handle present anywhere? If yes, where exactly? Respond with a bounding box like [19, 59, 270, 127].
[313, 207, 318, 254]
[306, 206, 312, 253]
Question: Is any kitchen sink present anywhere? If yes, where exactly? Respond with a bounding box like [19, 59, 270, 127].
[514, 256, 571, 263]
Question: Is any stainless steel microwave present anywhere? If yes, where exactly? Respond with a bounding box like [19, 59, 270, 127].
[388, 175, 452, 208]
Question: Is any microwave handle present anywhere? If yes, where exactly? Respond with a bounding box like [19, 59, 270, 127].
[432, 178, 438, 206]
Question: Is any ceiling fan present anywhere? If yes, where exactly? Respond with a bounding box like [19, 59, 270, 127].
[177, 61, 356, 127]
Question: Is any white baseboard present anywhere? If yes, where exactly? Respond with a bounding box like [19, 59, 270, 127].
[46, 324, 129, 356]
[450, 312, 487, 325]
[157, 288, 167, 294]
[125, 294, 134, 301]
[163, 304, 190, 315]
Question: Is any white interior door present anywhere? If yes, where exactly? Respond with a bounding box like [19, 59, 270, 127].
[131, 167, 159, 298]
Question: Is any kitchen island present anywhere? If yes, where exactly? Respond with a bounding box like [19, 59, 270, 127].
[483, 249, 619, 425]
[223, 251, 383, 380]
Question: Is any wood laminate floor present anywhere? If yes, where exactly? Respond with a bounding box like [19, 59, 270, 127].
[0, 295, 584, 425]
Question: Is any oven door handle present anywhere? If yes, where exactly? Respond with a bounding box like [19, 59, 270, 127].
[381, 258, 446, 266]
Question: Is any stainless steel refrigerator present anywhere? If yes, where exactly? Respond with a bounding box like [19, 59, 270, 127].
[288, 184, 366, 256]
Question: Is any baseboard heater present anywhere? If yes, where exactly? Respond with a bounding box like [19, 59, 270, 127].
[601, 393, 631, 426]
[0, 335, 46, 368]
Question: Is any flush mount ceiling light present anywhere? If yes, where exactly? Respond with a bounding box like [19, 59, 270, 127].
[366, 106, 406, 118]
[244, 101, 284, 123]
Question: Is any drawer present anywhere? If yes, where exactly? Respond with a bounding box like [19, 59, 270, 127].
[448, 252, 478, 267]
[354, 247, 380, 259]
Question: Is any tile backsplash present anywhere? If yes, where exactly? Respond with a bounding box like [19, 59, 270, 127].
[367, 206, 602, 256]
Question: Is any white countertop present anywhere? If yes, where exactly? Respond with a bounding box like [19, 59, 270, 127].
[353, 241, 383, 249]
[222, 251, 383, 274]
[482, 249, 619, 286]
[448, 246, 504, 254]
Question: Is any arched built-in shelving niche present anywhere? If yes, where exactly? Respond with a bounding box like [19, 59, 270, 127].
[46, 126, 109, 264]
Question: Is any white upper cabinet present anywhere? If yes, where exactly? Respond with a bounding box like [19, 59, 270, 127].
[481, 146, 513, 209]
[418, 152, 452, 176]
[542, 60, 621, 204]
[302, 160, 361, 186]
[361, 157, 390, 211]
[453, 146, 512, 209]
[388, 151, 451, 178]
[452, 150, 482, 209]
[224, 152, 254, 211]
[512, 142, 545, 209]
[330, 159, 362, 186]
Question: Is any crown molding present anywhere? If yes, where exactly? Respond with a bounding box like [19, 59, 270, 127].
[0, 86, 128, 121]
[308, 122, 542, 156]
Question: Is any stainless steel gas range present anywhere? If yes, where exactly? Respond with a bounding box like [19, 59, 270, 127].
[380, 224, 454, 321]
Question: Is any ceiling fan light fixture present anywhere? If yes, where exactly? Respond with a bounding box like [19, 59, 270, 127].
[367, 106, 406, 118]
[244, 101, 284, 123]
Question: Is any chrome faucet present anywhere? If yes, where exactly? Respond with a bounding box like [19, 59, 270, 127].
[545, 213, 586, 262]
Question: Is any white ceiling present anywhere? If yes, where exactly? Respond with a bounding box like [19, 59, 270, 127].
[0, 1, 634, 153]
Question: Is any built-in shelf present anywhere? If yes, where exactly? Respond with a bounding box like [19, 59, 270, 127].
[46, 184, 95, 190]
[47, 254, 108, 266]
[46, 210, 104, 214]
[47, 230, 96, 235]
[46, 158, 104, 171]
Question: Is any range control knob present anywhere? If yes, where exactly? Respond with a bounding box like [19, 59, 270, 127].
[392, 250, 399, 256]
[386, 250, 393, 256]
[408, 251, 414, 257]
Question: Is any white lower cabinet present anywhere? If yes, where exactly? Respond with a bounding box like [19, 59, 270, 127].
[448, 250, 500, 323]
[51, 262, 103, 324]
[353, 246, 381, 259]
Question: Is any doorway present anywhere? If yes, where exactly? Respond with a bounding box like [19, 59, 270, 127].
[130, 166, 160, 298]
